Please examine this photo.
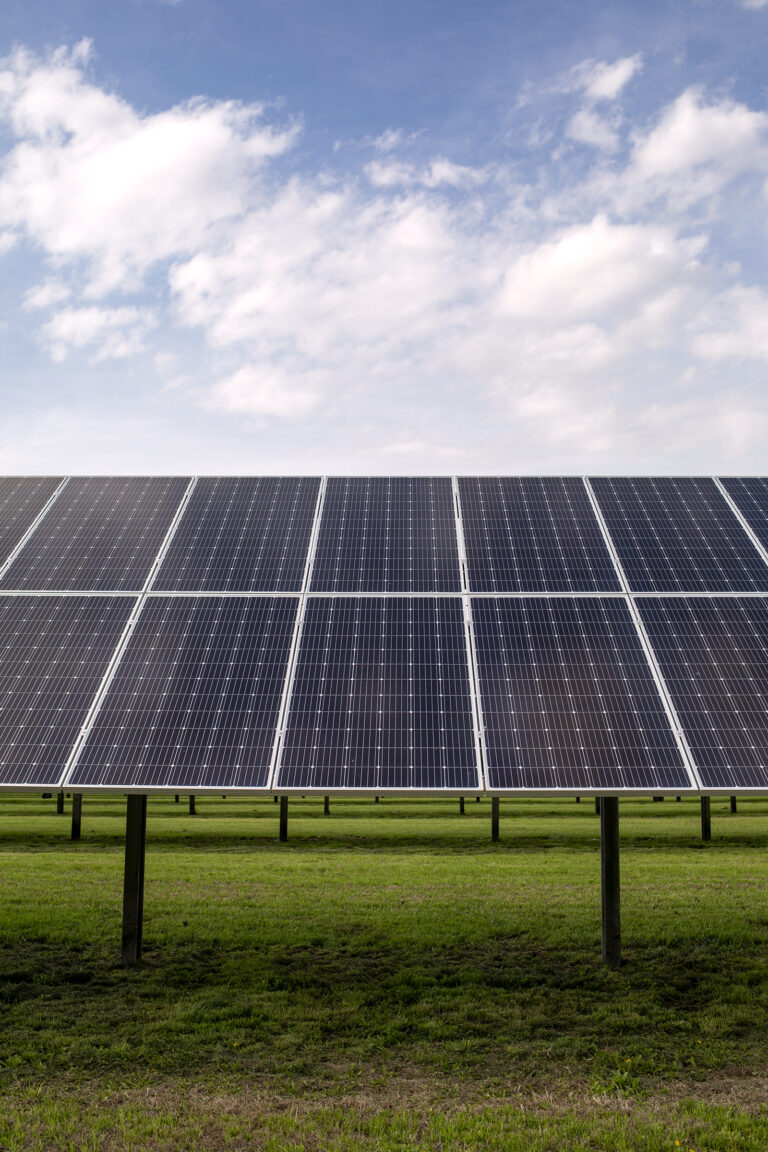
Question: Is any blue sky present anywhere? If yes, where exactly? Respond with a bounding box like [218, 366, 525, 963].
[0, 0, 767, 473]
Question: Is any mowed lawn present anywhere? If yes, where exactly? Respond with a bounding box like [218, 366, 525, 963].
[1, 794, 768, 1150]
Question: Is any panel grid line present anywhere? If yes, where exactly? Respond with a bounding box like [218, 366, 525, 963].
[60, 477, 199, 789]
[268, 477, 328, 790]
[583, 477, 701, 791]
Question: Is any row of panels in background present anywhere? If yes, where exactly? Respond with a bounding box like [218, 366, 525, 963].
[3, 475, 768, 594]
[1, 589, 768, 796]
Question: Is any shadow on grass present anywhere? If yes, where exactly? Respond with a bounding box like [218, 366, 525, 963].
[1, 925, 763, 1090]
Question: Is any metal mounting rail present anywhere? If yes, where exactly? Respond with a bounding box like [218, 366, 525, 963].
[713, 477, 768, 575]
[453, 476, 487, 793]
[59, 477, 199, 789]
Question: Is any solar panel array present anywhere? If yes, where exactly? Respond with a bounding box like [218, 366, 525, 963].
[2, 475, 768, 796]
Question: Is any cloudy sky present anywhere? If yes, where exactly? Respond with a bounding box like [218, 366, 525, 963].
[0, 0, 767, 474]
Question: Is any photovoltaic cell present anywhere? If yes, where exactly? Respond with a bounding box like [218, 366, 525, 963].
[639, 597, 768, 791]
[153, 477, 320, 592]
[277, 597, 479, 790]
[0, 477, 190, 592]
[590, 476, 768, 593]
[719, 478, 768, 556]
[459, 477, 620, 592]
[0, 477, 63, 568]
[0, 596, 134, 786]
[472, 597, 690, 792]
[69, 597, 298, 790]
[310, 477, 461, 592]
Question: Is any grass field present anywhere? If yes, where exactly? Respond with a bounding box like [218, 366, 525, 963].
[1, 793, 768, 1150]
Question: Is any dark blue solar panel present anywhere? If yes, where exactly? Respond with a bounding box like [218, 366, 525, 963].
[310, 478, 461, 592]
[459, 477, 620, 592]
[277, 597, 478, 790]
[719, 478, 768, 557]
[472, 597, 690, 792]
[0, 477, 63, 568]
[154, 477, 320, 592]
[0, 477, 190, 592]
[0, 596, 134, 787]
[69, 597, 298, 790]
[590, 477, 768, 593]
[639, 597, 768, 792]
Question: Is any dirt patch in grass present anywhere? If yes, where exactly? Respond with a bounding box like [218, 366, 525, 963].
[23, 1067, 768, 1116]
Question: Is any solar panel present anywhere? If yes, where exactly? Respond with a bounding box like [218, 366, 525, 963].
[590, 477, 768, 593]
[472, 597, 691, 792]
[459, 477, 620, 592]
[0, 477, 63, 569]
[276, 597, 479, 790]
[69, 596, 298, 790]
[153, 477, 320, 592]
[0, 596, 134, 787]
[639, 597, 768, 791]
[310, 477, 461, 592]
[719, 478, 768, 557]
[0, 477, 190, 592]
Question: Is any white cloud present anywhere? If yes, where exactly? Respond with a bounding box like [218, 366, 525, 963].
[209, 366, 320, 418]
[742, 0, 768, 9]
[578, 55, 643, 102]
[567, 107, 621, 152]
[23, 278, 70, 309]
[692, 285, 768, 361]
[365, 157, 486, 188]
[0, 42, 298, 296]
[42, 305, 155, 361]
[617, 88, 768, 209]
[2, 42, 768, 471]
[501, 215, 705, 322]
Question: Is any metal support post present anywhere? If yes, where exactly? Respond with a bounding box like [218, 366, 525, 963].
[57, 791, 64, 815]
[174, 795, 179, 803]
[279, 796, 288, 842]
[600, 796, 621, 969]
[701, 796, 711, 842]
[730, 796, 737, 814]
[595, 797, 601, 816]
[575, 796, 580, 803]
[491, 796, 499, 842]
[324, 795, 330, 816]
[71, 794, 82, 842]
[188, 794, 196, 816]
[122, 795, 147, 966]
[374, 796, 380, 803]
[459, 796, 465, 815]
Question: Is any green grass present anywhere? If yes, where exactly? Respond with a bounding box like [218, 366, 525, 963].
[1, 793, 768, 1149]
